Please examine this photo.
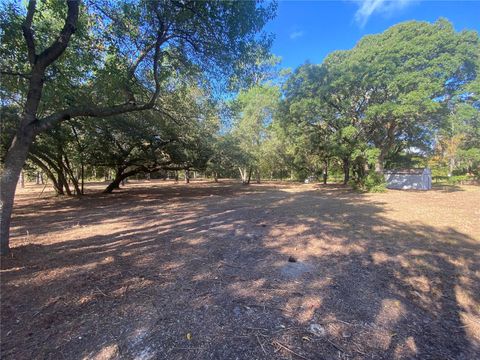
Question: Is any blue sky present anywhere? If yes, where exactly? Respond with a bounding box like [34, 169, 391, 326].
[265, 0, 480, 69]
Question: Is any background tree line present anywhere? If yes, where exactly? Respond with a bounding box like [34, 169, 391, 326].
[218, 18, 479, 189]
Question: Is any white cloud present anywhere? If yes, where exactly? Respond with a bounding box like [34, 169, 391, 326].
[354, 0, 417, 27]
[289, 30, 304, 40]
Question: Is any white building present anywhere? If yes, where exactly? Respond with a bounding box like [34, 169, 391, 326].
[384, 168, 432, 190]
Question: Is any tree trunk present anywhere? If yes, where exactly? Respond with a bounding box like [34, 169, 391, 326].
[255, 169, 261, 184]
[184, 169, 190, 184]
[376, 122, 395, 174]
[343, 158, 350, 185]
[80, 163, 84, 195]
[246, 167, 252, 185]
[104, 177, 123, 193]
[1, 132, 34, 255]
[104, 169, 137, 193]
[19, 171, 25, 188]
[61, 174, 72, 196]
[30, 156, 63, 195]
[1, 67, 49, 255]
[51, 157, 72, 196]
[448, 157, 455, 177]
[323, 159, 328, 185]
[103, 167, 133, 193]
[36, 171, 41, 184]
[213, 172, 218, 183]
[62, 154, 81, 195]
[239, 167, 246, 184]
[375, 154, 385, 174]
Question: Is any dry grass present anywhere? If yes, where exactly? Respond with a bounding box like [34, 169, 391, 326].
[1, 180, 479, 359]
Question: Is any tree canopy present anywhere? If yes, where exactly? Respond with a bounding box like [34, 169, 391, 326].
[0, 0, 276, 254]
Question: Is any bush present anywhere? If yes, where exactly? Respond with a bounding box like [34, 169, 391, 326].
[347, 179, 361, 191]
[349, 172, 386, 192]
[446, 174, 477, 185]
[364, 172, 387, 192]
[367, 183, 387, 192]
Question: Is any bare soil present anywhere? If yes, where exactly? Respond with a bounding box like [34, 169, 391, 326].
[1, 180, 479, 359]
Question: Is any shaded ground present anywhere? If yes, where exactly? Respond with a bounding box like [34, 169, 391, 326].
[1, 180, 480, 360]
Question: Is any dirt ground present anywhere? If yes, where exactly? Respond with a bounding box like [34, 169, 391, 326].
[1, 180, 479, 360]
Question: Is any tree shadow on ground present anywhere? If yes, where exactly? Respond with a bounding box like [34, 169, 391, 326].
[430, 184, 465, 193]
[1, 182, 479, 359]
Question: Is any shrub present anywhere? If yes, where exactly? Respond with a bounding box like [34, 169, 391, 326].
[349, 172, 386, 192]
[364, 172, 387, 192]
[367, 183, 387, 192]
[447, 174, 477, 185]
[348, 179, 361, 191]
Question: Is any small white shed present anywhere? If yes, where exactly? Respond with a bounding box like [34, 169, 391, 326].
[384, 168, 432, 190]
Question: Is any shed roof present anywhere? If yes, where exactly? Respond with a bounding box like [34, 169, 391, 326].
[384, 168, 431, 175]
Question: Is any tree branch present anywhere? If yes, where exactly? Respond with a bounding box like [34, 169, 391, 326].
[35, 0, 80, 69]
[0, 70, 31, 79]
[32, 4, 166, 135]
[35, 102, 149, 134]
[22, 0, 37, 65]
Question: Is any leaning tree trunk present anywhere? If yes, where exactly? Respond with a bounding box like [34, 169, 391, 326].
[34, 152, 71, 195]
[29, 155, 64, 195]
[104, 169, 126, 193]
[62, 155, 81, 195]
[1, 131, 35, 255]
[55, 162, 72, 196]
[104, 177, 123, 193]
[1, 66, 47, 254]
[104, 172, 127, 193]
[103, 168, 140, 194]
